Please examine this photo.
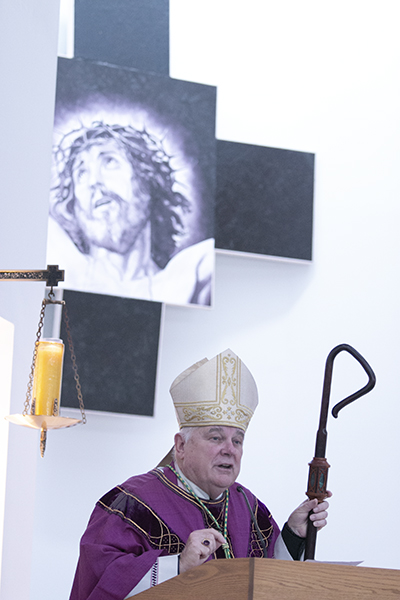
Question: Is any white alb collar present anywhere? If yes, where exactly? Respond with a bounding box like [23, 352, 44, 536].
[174, 462, 224, 500]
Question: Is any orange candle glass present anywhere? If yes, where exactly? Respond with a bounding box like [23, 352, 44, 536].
[32, 338, 65, 416]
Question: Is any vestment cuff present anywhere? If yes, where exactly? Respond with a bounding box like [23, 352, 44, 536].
[158, 554, 179, 583]
[281, 522, 306, 560]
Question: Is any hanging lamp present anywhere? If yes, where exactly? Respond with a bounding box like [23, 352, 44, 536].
[1, 265, 86, 456]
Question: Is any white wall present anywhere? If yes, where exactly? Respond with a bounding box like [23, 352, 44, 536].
[0, 318, 14, 586]
[1, 1, 400, 599]
[0, 0, 60, 598]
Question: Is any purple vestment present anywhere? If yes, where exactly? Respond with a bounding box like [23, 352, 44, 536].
[69, 464, 280, 600]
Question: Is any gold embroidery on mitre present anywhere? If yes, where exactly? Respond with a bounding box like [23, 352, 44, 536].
[181, 405, 252, 428]
[177, 352, 254, 430]
[220, 353, 238, 407]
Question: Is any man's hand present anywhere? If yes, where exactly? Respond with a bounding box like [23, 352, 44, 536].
[287, 491, 332, 538]
[179, 528, 226, 573]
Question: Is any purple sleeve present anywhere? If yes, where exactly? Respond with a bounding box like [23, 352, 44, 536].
[69, 505, 164, 600]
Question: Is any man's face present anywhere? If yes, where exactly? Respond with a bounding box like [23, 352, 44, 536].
[174, 426, 244, 499]
[71, 139, 150, 254]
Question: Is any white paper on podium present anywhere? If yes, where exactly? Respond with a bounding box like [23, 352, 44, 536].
[305, 560, 363, 566]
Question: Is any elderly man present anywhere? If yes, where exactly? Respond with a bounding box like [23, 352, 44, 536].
[47, 121, 213, 305]
[69, 349, 330, 600]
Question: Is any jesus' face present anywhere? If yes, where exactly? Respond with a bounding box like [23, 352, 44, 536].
[72, 139, 151, 255]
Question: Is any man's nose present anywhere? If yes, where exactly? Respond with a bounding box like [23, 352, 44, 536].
[220, 440, 236, 455]
[88, 163, 104, 188]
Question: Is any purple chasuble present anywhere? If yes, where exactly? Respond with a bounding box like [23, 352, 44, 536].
[69, 463, 280, 600]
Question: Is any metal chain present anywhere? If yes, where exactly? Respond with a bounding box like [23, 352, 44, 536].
[24, 289, 87, 424]
[62, 303, 87, 424]
[24, 300, 47, 415]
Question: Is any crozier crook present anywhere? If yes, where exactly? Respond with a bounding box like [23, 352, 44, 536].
[304, 344, 376, 560]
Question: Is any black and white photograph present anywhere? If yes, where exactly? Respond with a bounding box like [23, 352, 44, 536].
[46, 57, 216, 306]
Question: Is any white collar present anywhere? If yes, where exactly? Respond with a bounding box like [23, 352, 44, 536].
[173, 462, 224, 501]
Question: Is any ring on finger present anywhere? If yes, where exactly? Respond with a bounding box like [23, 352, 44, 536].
[202, 539, 210, 547]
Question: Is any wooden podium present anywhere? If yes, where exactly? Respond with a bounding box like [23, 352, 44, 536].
[130, 558, 400, 600]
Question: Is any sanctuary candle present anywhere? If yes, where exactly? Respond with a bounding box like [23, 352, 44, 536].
[32, 338, 65, 416]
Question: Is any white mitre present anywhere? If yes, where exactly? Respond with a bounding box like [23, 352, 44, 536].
[169, 348, 258, 432]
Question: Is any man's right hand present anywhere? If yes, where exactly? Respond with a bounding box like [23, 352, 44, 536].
[179, 528, 226, 573]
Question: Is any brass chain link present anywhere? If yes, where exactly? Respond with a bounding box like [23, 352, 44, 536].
[62, 303, 87, 424]
[24, 300, 47, 415]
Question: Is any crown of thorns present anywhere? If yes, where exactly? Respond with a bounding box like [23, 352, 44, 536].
[53, 121, 175, 183]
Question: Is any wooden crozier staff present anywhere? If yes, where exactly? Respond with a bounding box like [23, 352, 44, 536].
[305, 344, 376, 560]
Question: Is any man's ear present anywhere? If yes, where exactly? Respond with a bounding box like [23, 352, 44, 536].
[174, 432, 185, 459]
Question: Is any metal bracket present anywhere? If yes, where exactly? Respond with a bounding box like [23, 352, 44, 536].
[0, 265, 64, 287]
